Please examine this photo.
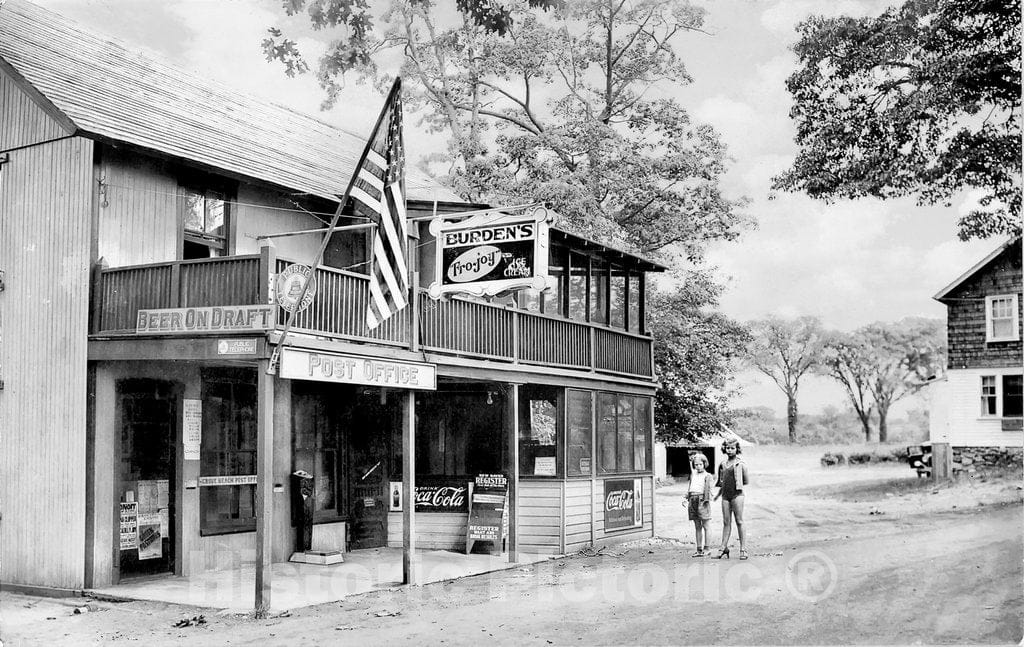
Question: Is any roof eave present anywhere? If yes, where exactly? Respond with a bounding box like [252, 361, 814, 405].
[933, 236, 1021, 302]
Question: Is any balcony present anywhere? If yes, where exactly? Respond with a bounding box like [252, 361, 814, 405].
[89, 252, 654, 379]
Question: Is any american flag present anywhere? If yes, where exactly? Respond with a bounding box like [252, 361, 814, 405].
[348, 80, 408, 330]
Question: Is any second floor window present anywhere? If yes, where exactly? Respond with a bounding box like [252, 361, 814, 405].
[180, 186, 228, 259]
[986, 294, 1019, 343]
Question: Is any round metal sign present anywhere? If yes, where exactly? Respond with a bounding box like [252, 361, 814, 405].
[275, 264, 316, 313]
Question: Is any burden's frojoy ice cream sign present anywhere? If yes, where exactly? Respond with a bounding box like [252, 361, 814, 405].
[428, 207, 556, 299]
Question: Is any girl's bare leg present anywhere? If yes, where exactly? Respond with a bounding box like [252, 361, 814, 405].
[732, 495, 746, 551]
[700, 520, 711, 552]
[720, 498, 733, 549]
[692, 520, 703, 549]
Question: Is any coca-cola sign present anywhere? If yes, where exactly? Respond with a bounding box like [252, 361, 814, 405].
[604, 479, 642, 531]
[414, 482, 468, 513]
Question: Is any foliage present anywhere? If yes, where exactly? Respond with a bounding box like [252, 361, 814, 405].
[859, 318, 946, 442]
[731, 406, 928, 446]
[745, 316, 826, 442]
[648, 271, 751, 444]
[262, 0, 563, 81]
[820, 331, 877, 441]
[773, 0, 1022, 241]
[265, 0, 749, 259]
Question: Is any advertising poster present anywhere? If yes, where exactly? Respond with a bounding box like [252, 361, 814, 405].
[467, 474, 508, 546]
[119, 502, 138, 551]
[183, 399, 202, 460]
[389, 482, 403, 511]
[604, 479, 641, 531]
[534, 456, 557, 476]
[413, 479, 469, 513]
[137, 513, 162, 560]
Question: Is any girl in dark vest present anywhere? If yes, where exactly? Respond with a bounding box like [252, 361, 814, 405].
[713, 438, 748, 559]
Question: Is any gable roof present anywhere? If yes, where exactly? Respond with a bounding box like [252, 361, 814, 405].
[0, 0, 459, 203]
[933, 237, 1022, 301]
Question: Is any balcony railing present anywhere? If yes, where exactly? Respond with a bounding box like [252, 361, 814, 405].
[90, 250, 654, 379]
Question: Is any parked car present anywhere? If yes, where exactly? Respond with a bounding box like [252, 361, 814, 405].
[905, 443, 932, 478]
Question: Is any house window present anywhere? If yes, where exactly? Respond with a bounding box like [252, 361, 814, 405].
[981, 376, 997, 416]
[180, 186, 228, 259]
[980, 374, 1023, 418]
[1004, 375, 1023, 418]
[597, 393, 652, 473]
[200, 370, 257, 535]
[985, 294, 1019, 343]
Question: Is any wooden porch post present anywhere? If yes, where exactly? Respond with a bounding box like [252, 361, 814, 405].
[255, 358, 274, 613]
[506, 383, 519, 563]
[402, 390, 417, 584]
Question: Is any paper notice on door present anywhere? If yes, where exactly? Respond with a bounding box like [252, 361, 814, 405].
[156, 480, 169, 509]
[119, 502, 138, 551]
[158, 508, 169, 536]
[137, 480, 158, 513]
[183, 399, 202, 460]
[137, 513, 162, 560]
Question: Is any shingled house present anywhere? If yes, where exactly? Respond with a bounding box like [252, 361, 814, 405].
[930, 237, 1023, 474]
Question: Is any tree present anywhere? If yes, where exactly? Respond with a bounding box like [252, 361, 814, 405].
[648, 271, 751, 443]
[859, 318, 946, 442]
[262, 0, 562, 80]
[820, 331, 876, 442]
[773, 0, 1021, 241]
[266, 0, 748, 258]
[747, 316, 826, 443]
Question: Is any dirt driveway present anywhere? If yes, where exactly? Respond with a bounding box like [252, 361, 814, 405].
[2, 445, 1021, 646]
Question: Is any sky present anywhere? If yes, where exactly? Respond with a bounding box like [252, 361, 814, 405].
[31, 0, 1000, 417]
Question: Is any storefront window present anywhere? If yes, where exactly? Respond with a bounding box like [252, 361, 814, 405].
[416, 391, 503, 477]
[292, 383, 346, 520]
[628, 273, 642, 333]
[543, 246, 566, 316]
[566, 390, 593, 476]
[200, 370, 257, 535]
[609, 266, 627, 329]
[569, 252, 588, 321]
[590, 260, 608, 325]
[518, 386, 562, 477]
[597, 393, 651, 473]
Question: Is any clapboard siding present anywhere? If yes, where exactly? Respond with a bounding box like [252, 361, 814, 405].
[97, 147, 177, 267]
[518, 481, 562, 552]
[946, 368, 1024, 447]
[387, 513, 467, 550]
[562, 479, 593, 551]
[0, 136, 93, 588]
[0, 66, 69, 151]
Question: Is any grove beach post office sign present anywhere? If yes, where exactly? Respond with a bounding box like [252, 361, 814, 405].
[427, 207, 556, 299]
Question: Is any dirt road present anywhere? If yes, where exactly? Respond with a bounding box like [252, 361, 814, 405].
[3, 447, 1021, 645]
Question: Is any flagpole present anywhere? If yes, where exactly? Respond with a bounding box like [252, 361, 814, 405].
[267, 77, 403, 375]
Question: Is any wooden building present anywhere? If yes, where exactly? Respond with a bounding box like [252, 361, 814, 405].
[930, 237, 1023, 474]
[0, 0, 662, 594]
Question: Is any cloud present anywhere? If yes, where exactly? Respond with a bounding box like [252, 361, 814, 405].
[760, 0, 893, 35]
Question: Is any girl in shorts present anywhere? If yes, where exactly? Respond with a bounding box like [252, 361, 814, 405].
[686, 453, 715, 556]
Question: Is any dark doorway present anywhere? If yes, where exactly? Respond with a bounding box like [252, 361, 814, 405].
[117, 379, 178, 580]
[347, 389, 396, 550]
[666, 446, 715, 479]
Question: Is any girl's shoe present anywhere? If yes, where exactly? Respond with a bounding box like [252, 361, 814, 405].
[739, 549, 749, 560]
[691, 548, 704, 557]
[715, 547, 730, 559]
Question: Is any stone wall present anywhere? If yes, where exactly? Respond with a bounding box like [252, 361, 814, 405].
[951, 445, 1023, 473]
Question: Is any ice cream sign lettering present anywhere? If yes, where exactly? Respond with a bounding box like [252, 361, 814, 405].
[428, 208, 555, 299]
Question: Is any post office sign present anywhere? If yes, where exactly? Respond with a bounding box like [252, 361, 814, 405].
[279, 348, 437, 390]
